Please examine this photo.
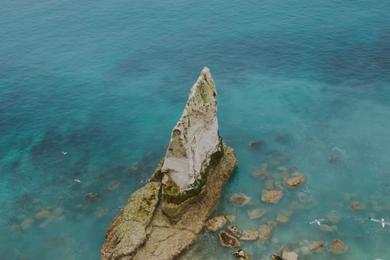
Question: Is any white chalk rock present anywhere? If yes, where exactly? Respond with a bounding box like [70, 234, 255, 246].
[161, 67, 221, 190]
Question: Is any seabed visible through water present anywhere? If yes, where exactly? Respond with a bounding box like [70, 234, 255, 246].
[1, 0, 390, 259]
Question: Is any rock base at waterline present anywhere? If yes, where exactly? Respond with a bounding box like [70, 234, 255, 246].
[101, 144, 237, 260]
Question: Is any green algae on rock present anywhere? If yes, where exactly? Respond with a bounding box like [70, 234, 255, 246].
[101, 182, 161, 259]
[101, 68, 237, 260]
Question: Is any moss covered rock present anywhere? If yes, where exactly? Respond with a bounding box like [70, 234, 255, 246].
[101, 182, 161, 259]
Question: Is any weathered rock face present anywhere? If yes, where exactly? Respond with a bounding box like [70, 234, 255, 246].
[101, 182, 161, 259]
[101, 68, 237, 260]
[161, 67, 223, 219]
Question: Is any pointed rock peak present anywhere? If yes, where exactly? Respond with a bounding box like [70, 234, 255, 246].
[199, 67, 213, 89]
[161, 67, 222, 191]
[185, 66, 217, 113]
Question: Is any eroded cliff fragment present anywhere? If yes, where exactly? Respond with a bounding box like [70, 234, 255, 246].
[101, 67, 237, 260]
[160, 67, 223, 219]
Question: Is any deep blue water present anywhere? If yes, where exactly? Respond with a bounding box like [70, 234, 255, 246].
[1, 0, 390, 259]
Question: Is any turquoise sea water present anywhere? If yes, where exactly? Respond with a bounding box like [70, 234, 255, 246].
[1, 0, 390, 259]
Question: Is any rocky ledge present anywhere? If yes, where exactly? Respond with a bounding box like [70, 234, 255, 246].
[101, 67, 237, 260]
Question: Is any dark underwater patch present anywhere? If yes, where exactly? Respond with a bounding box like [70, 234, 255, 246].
[30, 129, 65, 169]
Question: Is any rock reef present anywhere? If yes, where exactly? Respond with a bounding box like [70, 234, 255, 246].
[101, 67, 237, 260]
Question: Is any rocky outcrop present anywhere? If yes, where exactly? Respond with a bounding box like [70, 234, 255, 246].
[160, 67, 223, 219]
[218, 231, 241, 248]
[101, 182, 161, 259]
[101, 68, 237, 260]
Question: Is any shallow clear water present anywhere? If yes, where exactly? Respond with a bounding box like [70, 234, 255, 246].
[1, 0, 390, 259]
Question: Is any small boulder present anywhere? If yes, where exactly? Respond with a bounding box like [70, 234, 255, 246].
[319, 224, 337, 233]
[35, 208, 51, 220]
[282, 251, 298, 260]
[351, 201, 364, 210]
[85, 192, 99, 202]
[232, 249, 250, 260]
[309, 241, 325, 252]
[330, 239, 348, 254]
[247, 208, 267, 220]
[276, 211, 291, 224]
[248, 140, 265, 151]
[230, 193, 251, 207]
[219, 231, 240, 248]
[206, 216, 227, 232]
[285, 172, 305, 187]
[252, 166, 268, 177]
[261, 190, 283, 204]
[240, 230, 259, 241]
[227, 225, 242, 238]
[258, 224, 273, 240]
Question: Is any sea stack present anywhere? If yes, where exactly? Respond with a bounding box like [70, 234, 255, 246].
[101, 67, 237, 260]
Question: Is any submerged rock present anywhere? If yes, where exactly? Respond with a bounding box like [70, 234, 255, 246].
[282, 251, 298, 260]
[351, 201, 364, 210]
[298, 240, 326, 254]
[285, 172, 305, 187]
[20, 218, 34, 231]
[240, 229, 259, 241]
[276, 211, 291, 224]
[101, 68, 237, 260]
[35, 208, 51, 220]
[261, 190, 283, 204]
[85, 192, 99, 202]
[248, 140, 265, 151]
[252, 165, 268, 177]
[319, 224, 337, 233]
[34, 207, 65, 226]
[247, 207, 267, 220]
[309, 241, 325, 252]
[219, 231, 240, 248]
[258, 224, 273, 240]
[230, 193, 251, 207]
[329, 239, 348, 254]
